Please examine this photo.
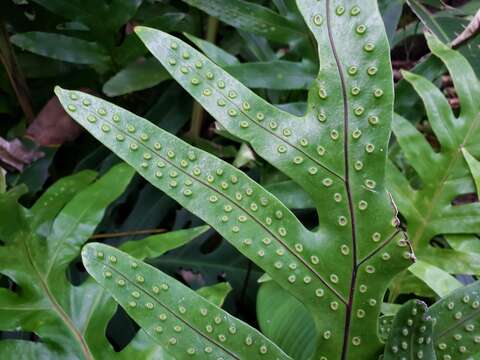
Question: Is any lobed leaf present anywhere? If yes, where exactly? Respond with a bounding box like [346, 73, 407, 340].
[180, 0, 304, 43]
[0, 164, 135, 359]
[56, 0, 416, 358]
[55, 86, 350, 323]
[388, 33, 480, 297]
[82, 243, 291, 359]
[29, 170, 97, 237]
[0, 163, 210, 358]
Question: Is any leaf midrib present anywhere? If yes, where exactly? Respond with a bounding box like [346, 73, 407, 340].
[93, 109, 347, 304]
[92, 255, 241, 360]
[180, 58, 344, 181]
[411, 113, 480, 249]
[20, 230, 94, 360]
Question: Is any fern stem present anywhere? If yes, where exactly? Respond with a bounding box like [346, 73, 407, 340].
[186, 16, 219, 139]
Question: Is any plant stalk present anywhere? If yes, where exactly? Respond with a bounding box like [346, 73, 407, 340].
[0, 19, 34, 122]
[186, 16, 219, 139]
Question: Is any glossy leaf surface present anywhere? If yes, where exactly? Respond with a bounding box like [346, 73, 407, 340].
[427, 281, 480, 360]
[0, 164, 207, 359]
[56, 1, 414, 358]
[257, 280, 316, 360]
[0, 164, 134, 359]
[82, 243, 291, 359]
[383, 300, 435, 360]
[181, 0, 304, 43]
[10, 32, 109, 66]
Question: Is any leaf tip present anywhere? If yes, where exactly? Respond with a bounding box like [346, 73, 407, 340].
[54, 85, 64, 98]
[134, 26, 152, 38]
[81, 242, 101, 273]
[400, 69, 417, 83]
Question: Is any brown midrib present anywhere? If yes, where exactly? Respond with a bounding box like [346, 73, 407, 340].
[323, 1, 358, 359]
[21, 231, 94, 360]
[92, 109, 347, 304]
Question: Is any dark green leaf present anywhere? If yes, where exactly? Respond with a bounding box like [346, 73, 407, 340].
[427, 281, 480, 360]
[180, 0, 304, 43]
[10, 32, 109, 66]
[103, 58, 170, 97]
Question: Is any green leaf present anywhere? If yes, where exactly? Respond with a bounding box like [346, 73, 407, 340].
[257, 280, 316, 360]
[197, 282, 232, 307]
[103, 58, 171, 97]
[30, 170, 97, 237]
[265, 180, 314, 209]
[0, 339, 53, 358]
[446, 234, 480, 255]
[31, 0, 142, 34]
[56, 1, 414, 358]
[119, 225, 210, 259]
[180, 0, 305, 43]
[408, 260, 463, 297]
[225, 61, 315, 90]
[427, 281, 480, 360]
[184, 32, 240, 67]
[388, 34, 480, 296]
[383, 300, 435, 360]
[0, 163, 212, 357]
[379, 0, 405, 44]
[462, 148, 480, 196]
[0, 164, 136, 359]
[378, 315, 394, 342]
[406, 0, 450, 43]
[113, 13, 190, 67]
[82, 243, 291, 359]
[10, 32, 109, 66]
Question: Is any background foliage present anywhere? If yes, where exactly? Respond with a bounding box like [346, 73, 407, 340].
[1, 0, 480, 358]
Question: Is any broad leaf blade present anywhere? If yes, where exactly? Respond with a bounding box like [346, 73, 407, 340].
[134, 26, 330, 207]
[30, 170, 97, 237]
[383, 300, 435, 360]
[257, 280, 316, 360]
[54, 87, 346, 322]
[82, 243, 291, 359]
[56, 0, 415, 357]
[103, 58, 170, 97]
[0, 164, 135, 359]
[180, 0, 304, 43]
[428, 281, 480, 360]
[389, 34, 480, 297]
[408, 260, 463, 298]
[10, 32, 109, 66]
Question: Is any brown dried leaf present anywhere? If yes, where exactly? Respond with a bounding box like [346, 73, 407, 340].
[25, 89, 95, 147]
[452, 9, 480, 48]
[0, 137, 43, 171]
